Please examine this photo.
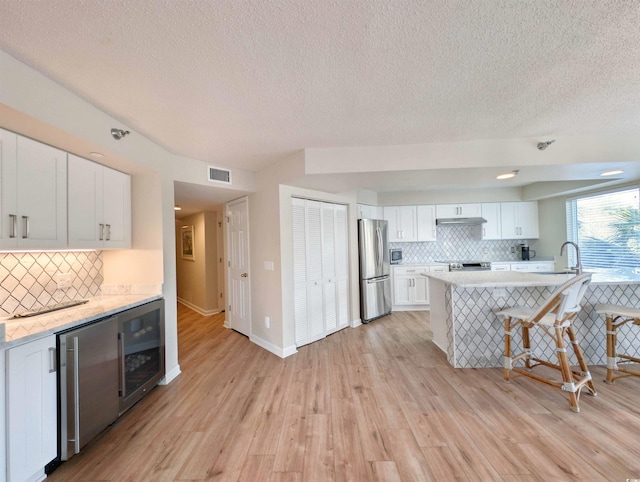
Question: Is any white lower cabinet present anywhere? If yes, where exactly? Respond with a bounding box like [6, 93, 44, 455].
[293, 198, 349, 347]
[392, 265, 447, 310]
[6, 335, 57, 482]
[393, 267, 428, 306]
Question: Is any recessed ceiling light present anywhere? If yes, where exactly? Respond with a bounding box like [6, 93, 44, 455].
[600, 170, 624, 177]
[497, 169, 519, 180]
[174, 206, 182, 211]
[89, 152, 104, 158]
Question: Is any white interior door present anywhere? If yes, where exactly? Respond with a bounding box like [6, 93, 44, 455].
[227, 197, 251, 336]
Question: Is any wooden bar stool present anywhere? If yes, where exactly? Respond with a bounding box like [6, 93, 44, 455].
[595, 304, 640, 384]
[496, 274, 596, 412]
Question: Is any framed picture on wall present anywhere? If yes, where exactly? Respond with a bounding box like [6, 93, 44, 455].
[181, 225, 195, 260]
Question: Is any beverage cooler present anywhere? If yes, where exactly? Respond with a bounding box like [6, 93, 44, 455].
[119, 300, 165, 412]
[58, 299, 165, 461]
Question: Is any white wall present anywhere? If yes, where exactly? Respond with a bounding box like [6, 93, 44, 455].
[536, 197, 568, 268]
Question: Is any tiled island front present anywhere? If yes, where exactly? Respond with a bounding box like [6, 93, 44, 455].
[425, 271, 640, 368]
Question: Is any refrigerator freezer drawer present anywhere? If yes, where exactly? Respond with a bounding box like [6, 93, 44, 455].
[361, 277, 392, 323]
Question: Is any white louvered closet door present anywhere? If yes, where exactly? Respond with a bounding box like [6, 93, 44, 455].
[321, 203, 337, 331]
[293, 198, 350, 347]
[334, 204, 349, 328]
[305, 201, 324, 341]
[292, 198, 308, 346]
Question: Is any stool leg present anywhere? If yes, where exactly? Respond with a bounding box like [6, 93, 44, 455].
[522, 324, 532, 369]
[504, 317, 512, 381]
[605, 315, 617, 384]
[567, 325, 596, 396]
[556, 326, 580, 412]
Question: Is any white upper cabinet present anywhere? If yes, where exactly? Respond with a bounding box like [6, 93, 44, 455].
[0, 129, 67, 250]
[481, 203, 502, 240]
[501, 201, 539, 239]
[436, 203, 481, 219]
[68, 154, 131, 249]
[416, 205, 437, 241]
[383, 206, 417, 242]
[357, 204, 383, 220]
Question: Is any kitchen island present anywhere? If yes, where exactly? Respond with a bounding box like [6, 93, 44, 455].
[425, 271, 640, 368]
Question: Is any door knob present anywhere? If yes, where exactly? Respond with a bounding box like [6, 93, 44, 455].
[241, 273, 248, 278]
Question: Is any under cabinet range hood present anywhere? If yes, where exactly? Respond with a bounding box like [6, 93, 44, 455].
[436, 217, 487, 226]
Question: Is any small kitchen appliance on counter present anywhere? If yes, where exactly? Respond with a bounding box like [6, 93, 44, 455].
[390, 248, 403, 265]
[520, 243, 536, 260]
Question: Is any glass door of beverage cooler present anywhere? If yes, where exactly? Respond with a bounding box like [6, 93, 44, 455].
[118, 299, 165, 413]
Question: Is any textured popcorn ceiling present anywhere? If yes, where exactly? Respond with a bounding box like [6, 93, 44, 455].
[0, 0, 639, 174]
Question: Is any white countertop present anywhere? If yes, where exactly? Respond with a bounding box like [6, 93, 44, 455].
[423, 270, 640, 287]
[0, 293, 162, 349]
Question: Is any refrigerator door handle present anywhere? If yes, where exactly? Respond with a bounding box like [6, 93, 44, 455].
[376, 227, 383, 269]
[367, 276, 390, 284]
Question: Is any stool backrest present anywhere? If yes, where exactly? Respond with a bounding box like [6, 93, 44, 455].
[529, 273, 592, 326]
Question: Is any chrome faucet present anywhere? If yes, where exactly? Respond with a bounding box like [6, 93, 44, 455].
[560, 241, 582, 274]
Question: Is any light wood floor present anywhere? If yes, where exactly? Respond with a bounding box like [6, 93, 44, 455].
[48, 304, 640, 481]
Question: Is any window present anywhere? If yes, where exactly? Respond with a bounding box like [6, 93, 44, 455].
[566, 187, 640, 275]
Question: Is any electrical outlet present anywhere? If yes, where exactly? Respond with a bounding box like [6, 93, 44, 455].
[511, 246, 516, 253]
[264, 316, 270, 328]
[55, 272, 73, 290]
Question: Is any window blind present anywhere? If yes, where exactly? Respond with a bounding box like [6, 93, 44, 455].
[566, 188, 640, 273]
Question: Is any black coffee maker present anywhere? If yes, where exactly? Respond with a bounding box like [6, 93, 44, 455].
[520, 243, 535, 260]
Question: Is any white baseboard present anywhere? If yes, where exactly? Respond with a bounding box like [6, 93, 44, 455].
[250, 334, 298, 358]
[159, 364, 181, 385]
[177, 298, 221, 316]
[391, 305, 429, 312]
[350, 318, 362, 328]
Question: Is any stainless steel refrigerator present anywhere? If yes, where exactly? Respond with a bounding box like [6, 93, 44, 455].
[358, 219, 392, 322]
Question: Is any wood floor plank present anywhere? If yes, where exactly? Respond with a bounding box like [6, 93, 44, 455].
[330, 397, 369, 482]
[46, 306, 640, 481]
[302, 413, 334, 482]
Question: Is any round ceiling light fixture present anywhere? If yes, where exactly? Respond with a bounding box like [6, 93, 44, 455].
[174, 205, 182, 211]
[497, 169, 519, 180]
[600, 170, 624, 177]
[89, 151, 104, 158]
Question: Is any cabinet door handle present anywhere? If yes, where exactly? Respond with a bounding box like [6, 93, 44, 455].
[49, 346, 57, 373]
[106, 224, 111, 241]
[99, 223, 104, 241]
[9, 214, 17, 238]
[22, 216, 29, 239]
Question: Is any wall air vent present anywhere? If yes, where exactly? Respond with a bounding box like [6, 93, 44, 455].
[208, 165, 232, 184]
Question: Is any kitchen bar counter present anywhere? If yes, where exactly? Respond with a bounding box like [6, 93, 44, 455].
[0, 293, 162, 349]
[424, 271, 640, 368]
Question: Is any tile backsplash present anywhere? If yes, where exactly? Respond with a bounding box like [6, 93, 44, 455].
[391, 225, 536, 263]
[0, 251, 103, 315]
